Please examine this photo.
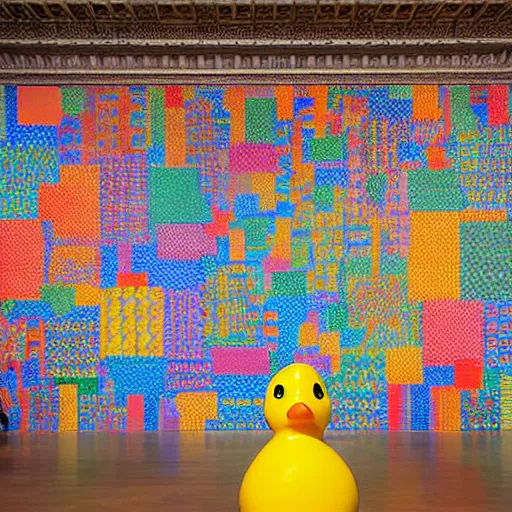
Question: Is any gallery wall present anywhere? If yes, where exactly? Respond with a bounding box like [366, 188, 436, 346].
[0, 84, 511, 431]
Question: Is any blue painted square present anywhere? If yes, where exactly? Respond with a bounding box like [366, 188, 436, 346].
[410, 384, 430, 430]
[424, 366, 455, 387]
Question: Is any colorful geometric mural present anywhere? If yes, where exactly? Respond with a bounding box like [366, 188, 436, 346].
[0, 84, 511, 432]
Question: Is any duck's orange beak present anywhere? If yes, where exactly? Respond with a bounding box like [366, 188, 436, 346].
[287, 402, 314, 421]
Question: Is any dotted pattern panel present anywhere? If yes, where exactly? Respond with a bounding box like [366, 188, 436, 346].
[0, 85, 511, 432]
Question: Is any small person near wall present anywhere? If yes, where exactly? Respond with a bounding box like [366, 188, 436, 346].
[0, 397, 9, 432]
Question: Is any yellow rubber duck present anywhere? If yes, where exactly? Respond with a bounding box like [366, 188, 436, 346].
[239, 363, 359, 512]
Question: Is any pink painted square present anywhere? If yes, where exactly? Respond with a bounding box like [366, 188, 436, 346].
[423, 300, 484, 366]
[211, 347, 270, 375]
[156, 224, 217, 261]
[229, 144, 279, 174]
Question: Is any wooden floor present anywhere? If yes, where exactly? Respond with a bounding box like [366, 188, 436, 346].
[1, 431, 511, 511]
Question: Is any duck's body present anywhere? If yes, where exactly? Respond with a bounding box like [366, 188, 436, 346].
[240, 429, 359, 512]
[239, 363, 359, 512]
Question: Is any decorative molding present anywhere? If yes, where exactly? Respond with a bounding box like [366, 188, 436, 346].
[0, 1, 511, 30]
[1, 1, 511, 84]
[1, 46, 512, 84]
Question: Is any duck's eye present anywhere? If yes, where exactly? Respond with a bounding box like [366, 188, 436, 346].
[274, 384, 284, 399]
[313, 383, 324, 400]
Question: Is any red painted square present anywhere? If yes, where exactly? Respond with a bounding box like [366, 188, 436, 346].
[165, 86, 183, 108]
[127, 395, 144, 431]
[488, 85, 509, 126]
[204, 207, 232, 238]
[388, 384, 403, 431]
[0, 220, 44, 300]
[117, 272, 149, 288]
[39, 166, 101, 241]
[423, 300, 484, 366]
[454, 359, 483, 390]
[18, 86, 63, 126]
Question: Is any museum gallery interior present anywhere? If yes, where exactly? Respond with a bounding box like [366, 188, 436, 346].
[0, 1, 511, 511]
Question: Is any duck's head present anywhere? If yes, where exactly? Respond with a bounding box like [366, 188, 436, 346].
[264, 363, 331, 440]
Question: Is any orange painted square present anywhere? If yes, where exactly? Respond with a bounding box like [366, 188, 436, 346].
[319, 332, 340, 373]
[272, 217, 292, 262]
[251, 173, 276, 211]
[386, 347, 423, 385]
[39, 166, 101, 240]
[165, 108, 186, 167]
[408, 212, 460, 301]
[75, 285, 102, 306]
[263, 325, 279, 338]
[224, 87, 245, 143]
[431, 387, 461, 431]
[176, 392, 218, 431]
[59, 384, 78, 432]
[426, 145, 450, 171]
[264, 311, 278, 322]
[229, 229, 246, 261]
[308, 86, 328, 138]
[18, 86, 63, 126]
[412, 85, 441, 121]
[276, 86, 294, 121]
[0, 220, 44, 300]
[299, 321, 318, 347]
[49, 245, 100, 286]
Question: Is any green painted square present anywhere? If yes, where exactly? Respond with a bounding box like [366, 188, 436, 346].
[41, 284, 75, 316]
[150, 87, 165, 147]
[271, 271, 307, 297]
[313, 185, 334, 210]
[381, 255, 407, 276]
[246, 98, 276, 143]
[1, 299, 14, 316]
[200, 256, 217, 278]
[61, 88, 86, 116]
[366, 174, 387, 204]
[484, 368, 501, 391]
[241, 217, 272, 249]
[346, 257, 372, 278]
[389, 86, 412, 100]
[408, 169, 464, 211]
[327, 302, 348, 332]
[292, 238, 310, 269]
[0, 85, 5, 138]
[269, 352, 280, 376]
[461, 221, 512, 301]
[311, 135, 347, 162]
[451, 86, 478, 134]
[55, 377, 98, 396]
[148, 167, 211, 224]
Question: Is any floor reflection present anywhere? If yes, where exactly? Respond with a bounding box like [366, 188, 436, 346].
[0, 431, 510, 511]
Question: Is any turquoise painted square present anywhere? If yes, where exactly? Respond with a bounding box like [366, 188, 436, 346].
[148, 167, 211, 224]
[327, 302, 348, 331]
[241, 217, 272, 249]
[246, 98, 276, 144]
[346, 256, 372, 278]
[408, 169, 465, 211]
[310, 135, 347, 162]
[381, 254, 407, 276]
[461, 222, 512, 301]
[271, 271, 307, 297]
[313, 185, 334, 210]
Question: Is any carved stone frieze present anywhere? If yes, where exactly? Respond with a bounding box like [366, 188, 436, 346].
[0, 1, 511, 84]
[1, 45, 511, 84]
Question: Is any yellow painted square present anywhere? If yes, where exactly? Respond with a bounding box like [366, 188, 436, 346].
[386, 347, 423, 385]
